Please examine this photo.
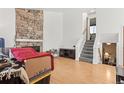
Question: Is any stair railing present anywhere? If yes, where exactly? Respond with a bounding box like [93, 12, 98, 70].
[76, 28, 87, 61]
[76, 13, 88, 61]
[98, 47, 102, 62]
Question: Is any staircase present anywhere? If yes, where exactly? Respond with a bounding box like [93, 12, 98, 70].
[79, 33, 96, 63]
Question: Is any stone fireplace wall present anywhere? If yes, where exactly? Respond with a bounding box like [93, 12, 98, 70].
[15, 8, 43, 51]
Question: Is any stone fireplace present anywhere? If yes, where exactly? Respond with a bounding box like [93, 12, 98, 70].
[16, 40, 43, 52]
[15, 8, 43, 51]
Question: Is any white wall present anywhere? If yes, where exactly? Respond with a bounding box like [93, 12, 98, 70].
[0, 8, 92, 54]
[43, 9, 95, 50]
[0, 8, 15, 47]
[43, 11, 63, 51]
[61, 9, 83, 49]
[95, 9, 124, 65]
[43, 9, 84, 50]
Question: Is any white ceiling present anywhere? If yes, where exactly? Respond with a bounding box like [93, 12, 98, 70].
[42, 8, 96, 14]
[29, 8, 96, 15]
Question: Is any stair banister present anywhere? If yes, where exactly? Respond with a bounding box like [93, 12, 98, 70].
[76, 13, 88, 61]
[98, 47, 102, 62]
[76, 28, 87, 61]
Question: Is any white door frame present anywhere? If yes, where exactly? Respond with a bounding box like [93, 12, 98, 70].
[87, 13, 96, 40]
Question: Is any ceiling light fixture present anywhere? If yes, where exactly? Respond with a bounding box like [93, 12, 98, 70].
[106, 43, 111, 45]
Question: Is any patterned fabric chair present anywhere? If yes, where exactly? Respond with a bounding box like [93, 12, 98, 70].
[11, 48, 54, 80]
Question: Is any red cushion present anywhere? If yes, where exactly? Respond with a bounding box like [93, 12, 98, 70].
[11, 48, 51, 61]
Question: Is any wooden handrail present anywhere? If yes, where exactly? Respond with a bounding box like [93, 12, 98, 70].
[98, 48, 102, 62]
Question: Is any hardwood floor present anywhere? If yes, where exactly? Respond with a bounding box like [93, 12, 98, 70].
[50, 57, 116, 84]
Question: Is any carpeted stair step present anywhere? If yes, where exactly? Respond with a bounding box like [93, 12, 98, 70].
[85, 42, 94, 45]
[86, 40, 94, 42]
[82, 50, 93, 54]
[79, 33, 96, 63]
[84, 44, 94, 47]
[83, 47, 93, 51]
[81, 53, 93, 58]
[79, 56, 92, 63]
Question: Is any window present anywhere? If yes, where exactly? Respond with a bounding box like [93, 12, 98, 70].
[90, 25, 96, 34]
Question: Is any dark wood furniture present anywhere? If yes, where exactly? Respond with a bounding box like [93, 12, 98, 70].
[59, 48, 75, 59]
[116, 66, 124, 84]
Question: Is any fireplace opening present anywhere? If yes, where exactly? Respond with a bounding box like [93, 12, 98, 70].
[22, 46, 41, 52]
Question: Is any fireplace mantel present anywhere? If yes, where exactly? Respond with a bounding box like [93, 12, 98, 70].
[16, 39, 43, 42]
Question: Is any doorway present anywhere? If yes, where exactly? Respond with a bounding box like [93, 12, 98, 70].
[89, 18, 96, 34]
[86, 17, 96, 40]
[102, 43, 116, 66]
